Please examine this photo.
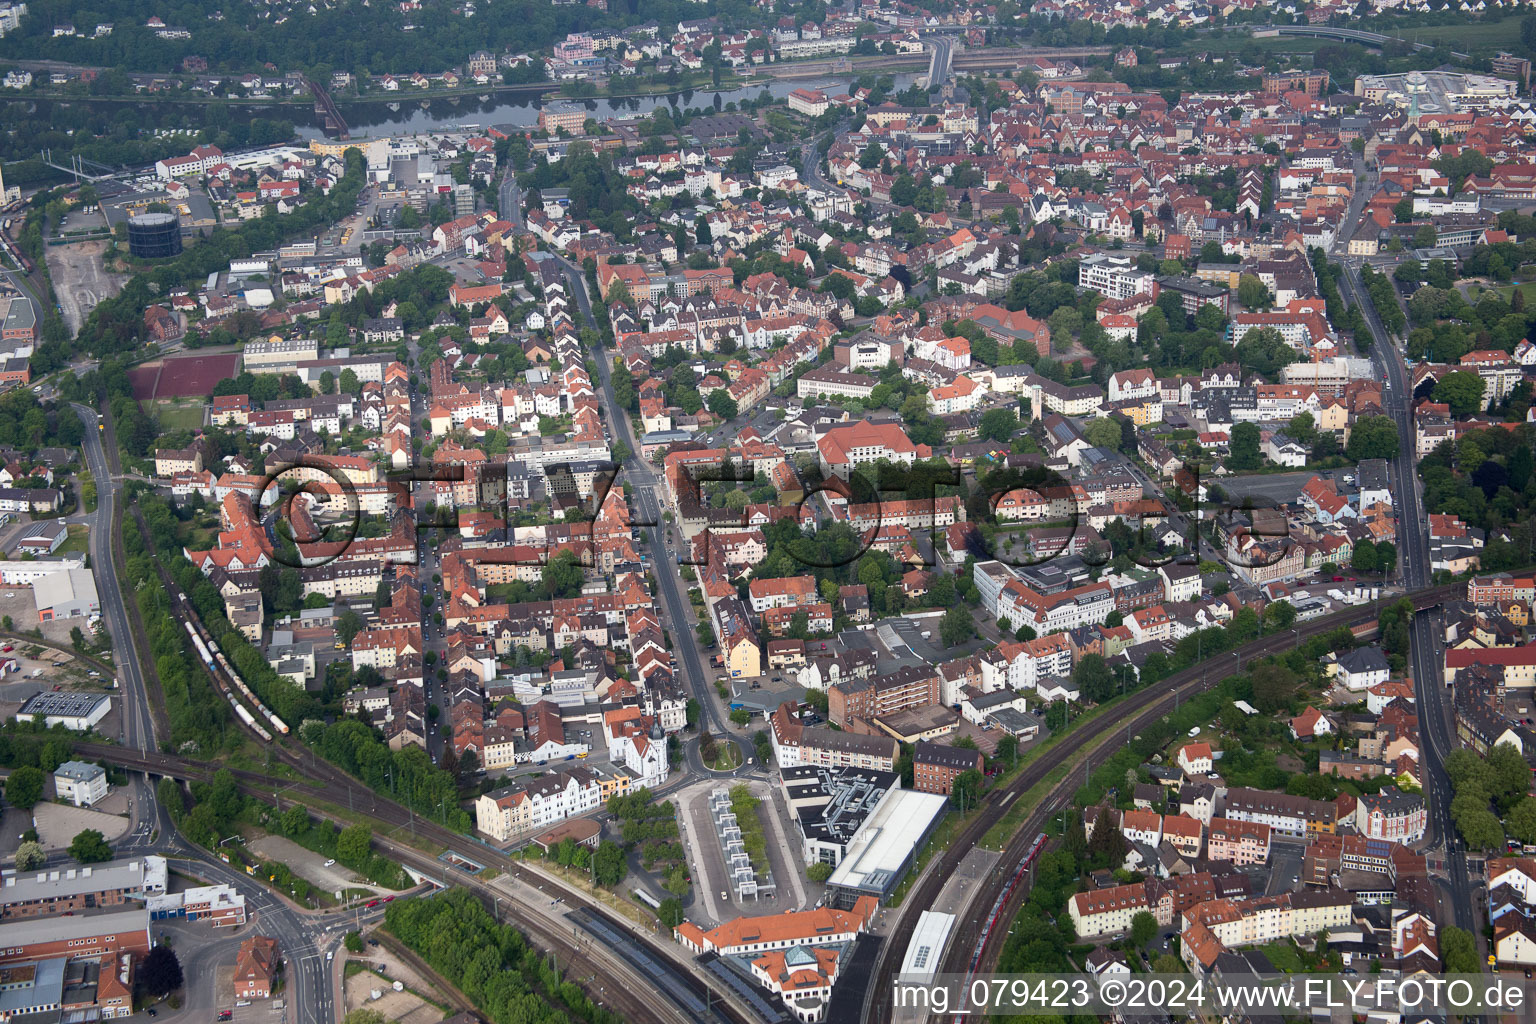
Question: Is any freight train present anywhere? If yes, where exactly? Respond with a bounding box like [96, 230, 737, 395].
[182, 617, 289, 740]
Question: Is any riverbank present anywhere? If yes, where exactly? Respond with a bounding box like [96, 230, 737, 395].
[7, 69, 781, 109]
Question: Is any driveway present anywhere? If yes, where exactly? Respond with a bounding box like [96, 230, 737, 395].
[246, 835, 396, 897]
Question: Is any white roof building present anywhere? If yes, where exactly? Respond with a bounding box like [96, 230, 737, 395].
[824, 788, 948, 902]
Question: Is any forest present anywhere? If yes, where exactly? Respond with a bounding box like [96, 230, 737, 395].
[0, 98, 294, 186]
[1419, 422, 1536, 573]
[0, 0, 826, 74]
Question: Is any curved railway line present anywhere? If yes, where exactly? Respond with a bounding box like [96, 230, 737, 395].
[113, 502, 1459, 1024]
[76, 740, 743, 1024]
[863, 581, 1461, 1022]
[100, 529, 754, 1024]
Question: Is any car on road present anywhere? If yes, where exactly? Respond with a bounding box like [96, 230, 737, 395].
[218, 1012, 233, 1021]
[324, 859, 336, 867]
[384, 895, 395, 902]
[367, 899, 380, 908]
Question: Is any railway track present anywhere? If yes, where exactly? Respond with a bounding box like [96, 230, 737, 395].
[76, 740, 749, 1024]
[863, 581, 1460, 1022]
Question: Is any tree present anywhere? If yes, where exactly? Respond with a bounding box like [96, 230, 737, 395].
[730, 709, 751, 727]
[940, 605, 975, 646]
[1229, 422, 1262, 471]
[542, 549, 584, 599]
[138, 946, 184, 999]
[978, 407, 1018, 443]
[1073, 653, 1115, 703]
[1352, 539, 1378, 573]
[1440, 926, 1481, 974]
[1130, 910, 1158, 948]
[1237, 274, 1270, 310]
[950, 769, 984, 811]
[1375, 541, 1397, 573]
[694, 216, 712, 248]
[13, 840, 44, 870]
[1250, 662, 1298, 714]
[69, 829, 112, 864]
[1509, 796, 1536, 845]
[1413, 224, 1437, 249]
[1263, 600, 1297, 632]
[1432, 370, 1486, 417]
[339, 368, 361, 395]
[336, 823, 372, 865]
[3, 765, 44, 809]
[594, 840, 626, 886]
[807, 861, 834, 882]
[649, 895, 684, 928]
[1084, 417, 1122, 450]
[1393, 198, 1414, 223]
[336, 608, 365, 647]
[1346, 416, 1400, 461]
[1086, 805, 1128, 861]
[345, 931, 365, 953]
[706, 389, 738, 421]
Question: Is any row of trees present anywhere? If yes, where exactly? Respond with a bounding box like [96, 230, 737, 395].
[1445, 743, 1535, 850]
[386, 887, 632, 1024]
[1357, 265, 1407, 336]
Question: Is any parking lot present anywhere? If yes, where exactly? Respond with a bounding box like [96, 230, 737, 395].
[32, 799, 132, 849]
[1215, 471, 1317, 507]
[0, 584, 105, 647]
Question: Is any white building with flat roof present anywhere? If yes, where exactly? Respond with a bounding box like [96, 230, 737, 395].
[899, 911, 955, 984]
[0, 558, 84, 586]
[32, 568, 99, 621]
[14, 691, 110, 731]
[823, 788, 948, 906]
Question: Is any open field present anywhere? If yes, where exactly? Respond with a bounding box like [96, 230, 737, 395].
[58, 524, 89, 556]
[155, 400, 207, 432]
[46, 241, 129, 337]
[1384, 19, 1523, 50]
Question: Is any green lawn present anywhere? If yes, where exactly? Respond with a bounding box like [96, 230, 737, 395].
[707, 740, 742, 771]
[1386, 19, 1523, 51]
[155, 401, 206, 432]
[1462, 281, 1536, 306]
[1259, 940, 1306, 973]
[57, 524, 89, 556]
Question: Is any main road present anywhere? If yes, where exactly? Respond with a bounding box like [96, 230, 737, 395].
[75, 403, 342, 1024]
[548, 252, 735, 742]
[72, 406, 157, 760]
[1340, 260, 1475, 933]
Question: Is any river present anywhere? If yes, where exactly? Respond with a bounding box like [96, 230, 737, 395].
[299, 72, 918, 138]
